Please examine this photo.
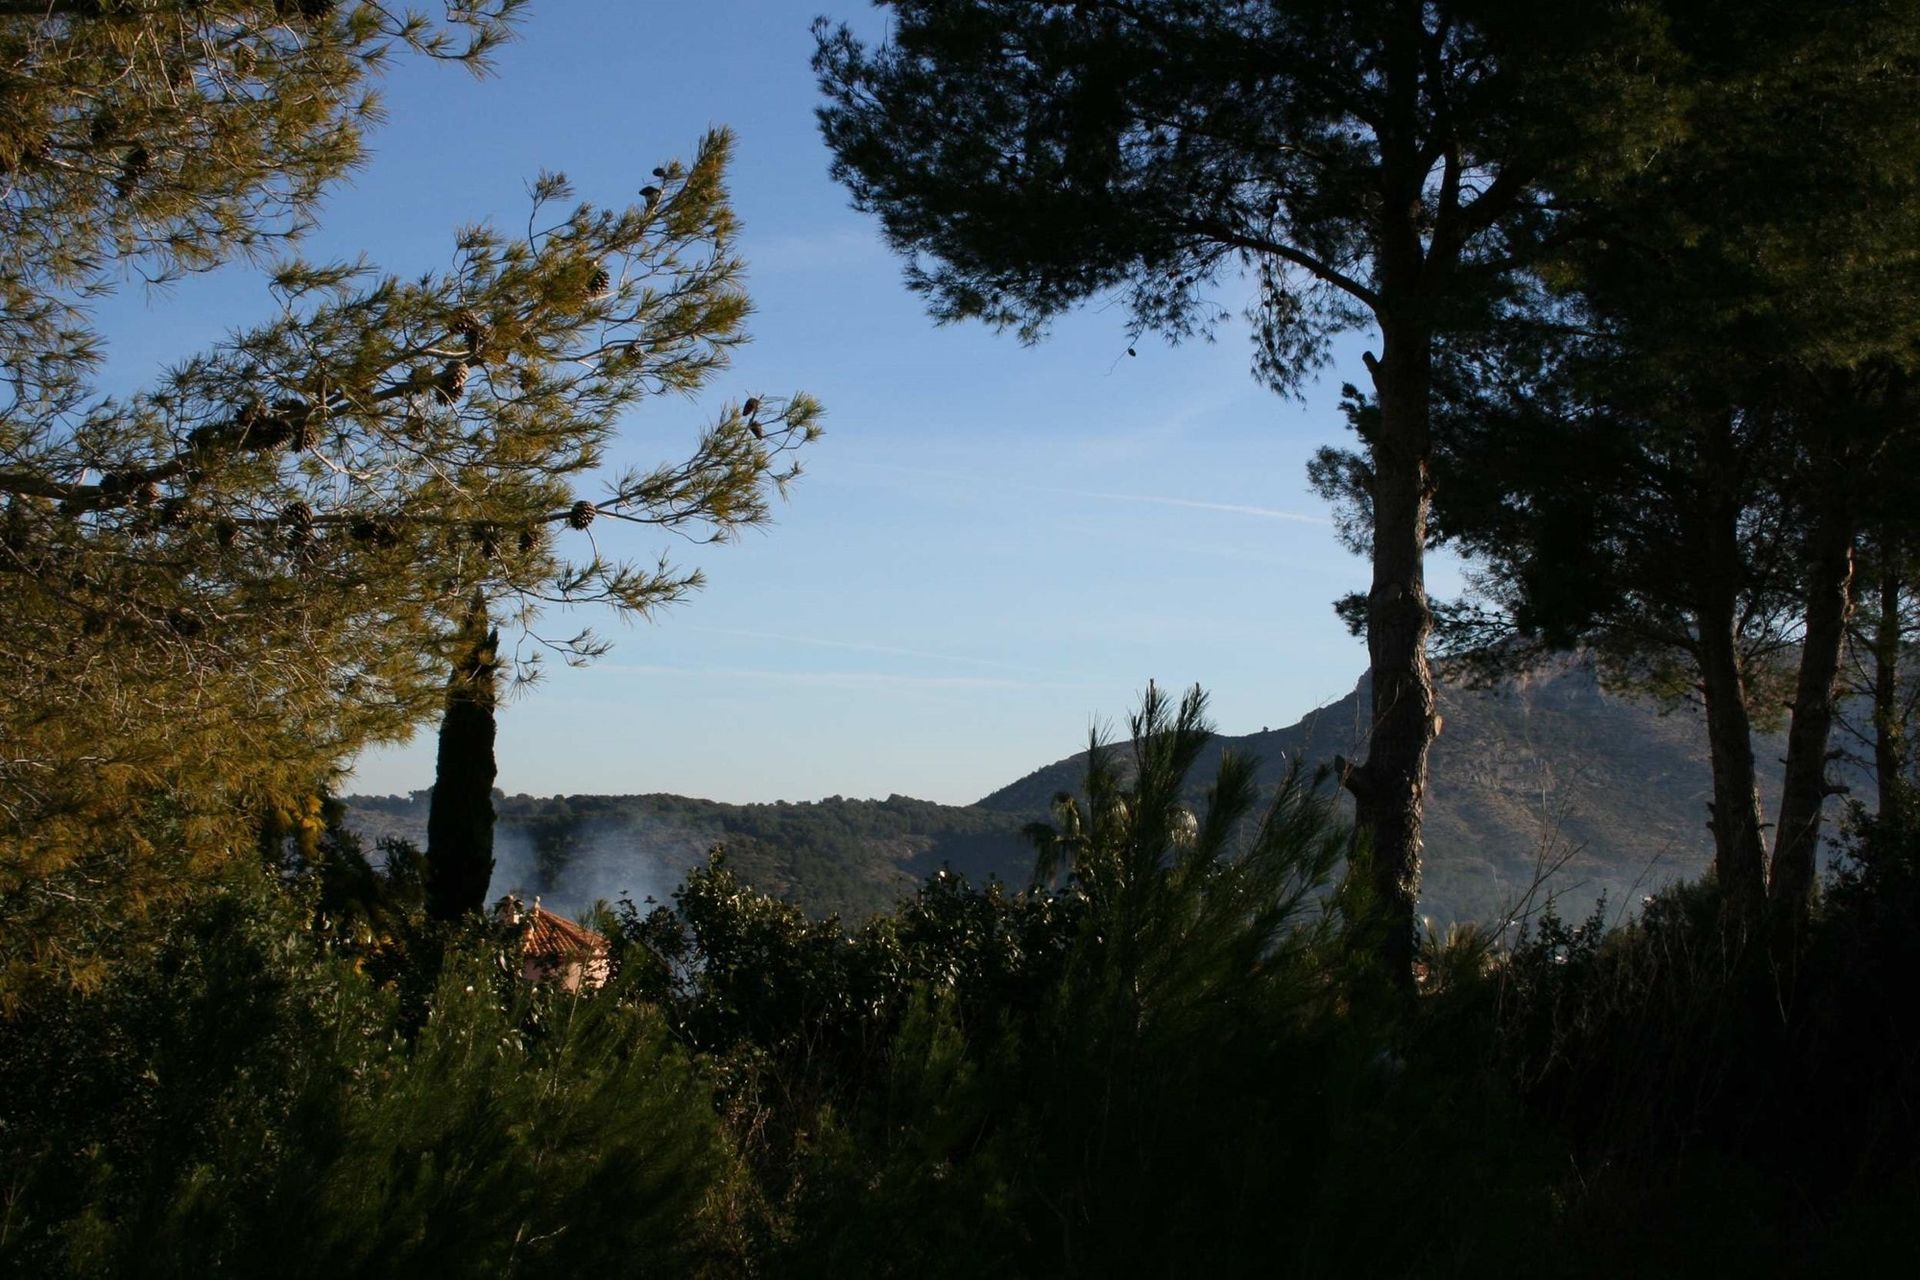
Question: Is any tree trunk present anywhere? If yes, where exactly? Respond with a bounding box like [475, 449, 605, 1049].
[1692, 419, 1767, 924]
[1769, 504, 1856, 915]
[425, 592, 500, 922]
[1341, 9, 1444, 989]
[1347, 318, 1437, 989]
[1870, 543, 1908, 817]
[1696, 601, 1768, 922]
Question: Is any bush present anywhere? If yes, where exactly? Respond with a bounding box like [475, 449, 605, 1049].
[1479, 812, 1920, 1274]
[0, 871, 740, 1277]
[640, 685, 1557, 1277]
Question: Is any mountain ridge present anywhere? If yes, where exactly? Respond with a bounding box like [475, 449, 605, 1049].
[345, 658, 1831, 929]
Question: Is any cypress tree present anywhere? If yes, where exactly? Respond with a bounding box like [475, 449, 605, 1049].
[425, 593, 500, 923]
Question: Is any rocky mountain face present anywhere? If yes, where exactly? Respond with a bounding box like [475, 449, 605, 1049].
[981, 658, 1787, 927]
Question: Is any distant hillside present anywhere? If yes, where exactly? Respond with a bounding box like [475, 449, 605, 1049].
[342, 790, 1034, 922]
[980, 658, 1811, 926]
[346, 658, 1857, 930]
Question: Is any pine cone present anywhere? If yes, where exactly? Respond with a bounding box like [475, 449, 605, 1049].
[588, 266, 612, 298]
[189, 419, 238, 452]
[213, 519, 239, 549]
[274, 399, 314, 450]
[567, 500, 596, 530]
[246, 417, 293, 450]
[452, 309, 488, 356]
[640, 185, 663, 206]
[434, 361, 470, 405]
[272, 0, 337, 19]
[115, 145, 150, 199]
[469, 521, 501, 557]
[349, 516, 401, 548]
[518, 526, 544, 555]
[281, 501, 314, 546]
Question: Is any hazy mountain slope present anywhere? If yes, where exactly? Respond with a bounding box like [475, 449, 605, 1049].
[346, 659, 1860, 930]
[979, 660, 1789, 926]
[343, 790, 1033, 922]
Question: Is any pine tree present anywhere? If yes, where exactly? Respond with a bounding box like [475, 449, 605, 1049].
[1845, 535, 1920, 820]
[0, 5, 822, 984]
[1389, 1, 1920, 926]
[814, 0, 1675, 982]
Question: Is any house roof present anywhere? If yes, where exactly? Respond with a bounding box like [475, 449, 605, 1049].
[521, 903, 609, 959]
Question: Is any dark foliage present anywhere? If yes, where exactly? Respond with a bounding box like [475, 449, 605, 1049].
[1486, 812, 1920, 1273]
[596, 686, 1559, 1276]
[0, 871, 740, 1278]
[5, 686, 1920, 1274]
[424, 597, 500, 922]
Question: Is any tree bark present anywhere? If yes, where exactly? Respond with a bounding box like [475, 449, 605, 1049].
[1692, 420, 1767, 924]
[1870, 543, 1908, 817]
[1696, 599, 1768, 922]
[1349, 317, 1437, 989]
[1769, 502, 1856, 914]
[425, 592, 499, 922]
[1343, 10, 1440, 990]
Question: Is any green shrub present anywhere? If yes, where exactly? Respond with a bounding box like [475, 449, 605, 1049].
[0, 872, 740, 1277]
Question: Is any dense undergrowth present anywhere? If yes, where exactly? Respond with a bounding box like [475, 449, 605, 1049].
[2, 691, 1914, 1277]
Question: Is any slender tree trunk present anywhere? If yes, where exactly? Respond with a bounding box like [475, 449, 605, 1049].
[1871, 543, 1908, 816]
[1769, 501, 1856, 914]
[1697, 597, 1768, 922]
[425, 591, 499, 922]
[1692, 419, 1767, 924]
[1339, 12, 1443, 990]
[1347, 316, 1437, 989]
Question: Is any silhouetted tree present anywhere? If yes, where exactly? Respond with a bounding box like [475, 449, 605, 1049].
[1316, 1, 1920, 925]
[425, 592, 499, 922]
[815, 0, 1675, 981]
[1843, 535, 1920, 819]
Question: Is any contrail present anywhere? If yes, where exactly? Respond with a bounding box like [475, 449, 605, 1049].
[597, 662, 1093, 691]
[830, 460, 1332, 526]
[1066, 489, 1331, 524]
[685, 624, 1053, 676]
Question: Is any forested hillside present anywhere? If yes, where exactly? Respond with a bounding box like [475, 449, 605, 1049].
[350, 658, 1846, 928]
[346, 789, 1033, 921]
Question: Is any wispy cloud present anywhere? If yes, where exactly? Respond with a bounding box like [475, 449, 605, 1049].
[832, 459, 1332, 526]
[596, 662, 1090, 691]
[685, 624, 1052, 676]
[1065, 489, 1331, 524]
[743, 226, 891, 275]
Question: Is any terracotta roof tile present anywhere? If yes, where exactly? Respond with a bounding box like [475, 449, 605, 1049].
[522, 904, 609, 959]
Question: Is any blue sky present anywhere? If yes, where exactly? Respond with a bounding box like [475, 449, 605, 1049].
[99, 2, 1450, 806]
